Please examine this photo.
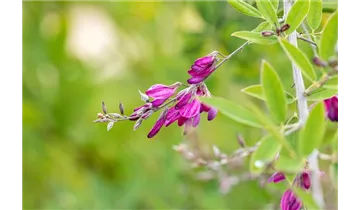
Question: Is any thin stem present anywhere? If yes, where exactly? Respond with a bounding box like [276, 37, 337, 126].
[284, 1, 324, 208]
[215, 41, 250, 70]
[297, 34, 318, 47]
[301, 23, 319, 57]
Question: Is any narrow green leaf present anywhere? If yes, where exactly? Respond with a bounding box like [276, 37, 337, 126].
[306, 87, 338, 101]
[294, 188, 320, 210]
[227, 0, 263, 18]
[261, 61, 287, 123]
[250, 135, 282, 174]
[255, 0, 279, 26]
[270, 0, 279, 11]
[274, 155, 305, 173]
[323, 75, 338, 89]
[285, 0, 310, 34]
[329, 163, 338, 189]
[298, 102, 326, 156]
[241, 84, 295, 104]
[332, 129, 338, 152]
[252, 21, 272, 32]
[200, 97, 262, 128]
[319, 10, 338, 61]
[231, 31, 277, 45]
[307, 0, 322, 31]
[278, 37, 316, 81]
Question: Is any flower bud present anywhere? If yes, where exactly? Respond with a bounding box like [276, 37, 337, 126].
[261, 31, 275, 37]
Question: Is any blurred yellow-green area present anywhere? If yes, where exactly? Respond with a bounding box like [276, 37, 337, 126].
[23, 1, 337, 209]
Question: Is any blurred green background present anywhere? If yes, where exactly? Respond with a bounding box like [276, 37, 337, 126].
[23, 1, 337, 209]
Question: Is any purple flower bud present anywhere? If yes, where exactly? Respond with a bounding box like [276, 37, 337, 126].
[200, 103, 211, 113]
[179, 99, 201, 118]
[324, 95, 338, 122]
[280, 189, 302, 210]
[192, 114, 201, 127]
[147, 108, 168, 138]
[187, 54, 217, 84]
[134, 103, 152, 112]
[299, 171, 311, 190]
[280, 24, 290, 32]
[261, 31, 275, 37]
[207, 107, 218, 121]
[194, 56, 215, 67]
[187, 77, 206, 84]
[268, 172, 286, 183]
[151, 98, 167, 107]
[146, 83, 179, 99]
[177, 116, 187, 126]
[164, 107, 180, 127]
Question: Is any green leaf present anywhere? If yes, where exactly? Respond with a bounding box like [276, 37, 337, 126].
[227, 0, 263, 18]
[319, 10, 338, 61]
[274, 155, 305, 173]
[294, 188, 320, 210]
[231, 31, 277, 45]
[250, 135, 282, 174]
[332, 129, 338, 152]
[298, 102, 326, 156]
[278, 37, 316, 81]
[285, 0, 310, 34]
[200, 97, 262, 128]
[261, 61, 287, 123]
[255, 0, 279, 26]
[306, 87, 337, 101]
[323, 75, 338, 89]
[270, 0, 279, 11]
[329, 163, 338, 189]
[241, 84, 295, 104]
[252, 21, 272, 32]
[307, 0, 322, 31]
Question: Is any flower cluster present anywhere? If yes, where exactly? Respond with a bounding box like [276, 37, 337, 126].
[94, 52, 221, 138]
[268, 170, 313, 210]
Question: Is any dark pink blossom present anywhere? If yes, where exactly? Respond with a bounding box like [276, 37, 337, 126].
[324, 95, 338, 122]
[298, 171, 311, 190]
[187, 54, 218, 84]
[147, 108, 169, 138]
[268, 172, 286, 183]
[145, 83, 180, 107]
[280, 189, 302, 210]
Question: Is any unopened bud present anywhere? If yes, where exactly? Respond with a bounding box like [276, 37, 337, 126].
[97, 113, 104, 118]
[138, 90, 150, 103]
[261, 31, 275, 37]
[236, 133, 246, 148]
[141, 110, 154, 119]
[280, 24, 290, 32]
[133, 118, 143, 131]
[119, 102, 125, 115]
[313, 57, 327, 67]
[102, 101, 107, 114]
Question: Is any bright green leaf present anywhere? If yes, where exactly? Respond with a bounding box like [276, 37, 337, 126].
[255, 0, 279, 26]
[250, 135, 282, 174]
[231, 31, 277, 45]
[307, 0, 322, 31]
[285, 0, 310, 34]
[200, 97, 262, 128]
[261, 61, 287, 123]
[252, 21, 272, 32]
[329, 163, 338, 189]
[274, 155, 305, 173]
[294, 188, 320, 210]
[278, 37, 316, 81]
[227, 0, 263, 18]
[270, 0, 279, 11]
[323, 75, 338, 89]
[332, 129, 338, 152]
[298, 102, 326, 156]
[241, 84, 295, 104]
[306, 87, 337, 101]
[319, 10, 338, 61]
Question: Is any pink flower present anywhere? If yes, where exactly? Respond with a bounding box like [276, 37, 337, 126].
[324, 95, 338, 122]
[147, 108, 169, 138]
[146, 83, 180, 107]
[280, 189, 302, 210]
[187, 54, 218, 84]
[268, 172, 286, 183]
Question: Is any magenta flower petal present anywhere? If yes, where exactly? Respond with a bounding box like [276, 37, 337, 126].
[146, 84, 177, 99]
[151, 98, 167, 107]
[300, 172, 311, 190]
[147, 109, 168, 138]
[187, 77, 205, 84]
[268, 172, 286, 183]
[164, 107, 180, 127]
[192, 114, 201, 127]
[179, 99, 201, 118]
[175, 92, 192, 110]
[194, 56, 214, 67]
[324, 95, 338, 122]
[207, 107, 218, 121]
[191, 64, 204, 72]
[178, 117, 187, 126]
[280, 189, 302, 210]
[200, 103, 211, 113]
